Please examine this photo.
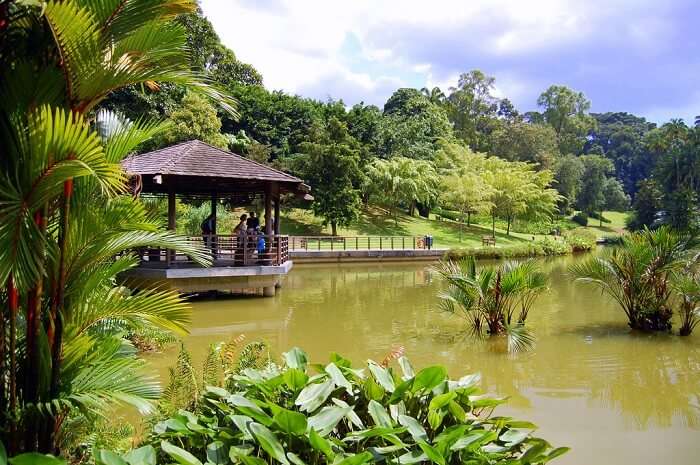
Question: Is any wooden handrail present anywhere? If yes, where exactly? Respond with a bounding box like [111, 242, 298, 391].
[287, 235, 432, 251]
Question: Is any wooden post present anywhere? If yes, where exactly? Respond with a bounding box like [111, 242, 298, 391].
[264, 184, 272, 236]
[274, 193, 281, 235]
[211, 192, 218, 260]
[167, 190, 175, 266]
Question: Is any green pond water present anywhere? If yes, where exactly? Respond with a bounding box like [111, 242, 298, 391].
[146, 254, 700, 465]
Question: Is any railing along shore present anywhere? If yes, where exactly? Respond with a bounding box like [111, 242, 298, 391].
[289, 235, 433, 251]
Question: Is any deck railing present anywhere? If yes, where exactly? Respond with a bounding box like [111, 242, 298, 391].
[136, 234, 289, 268]
[289, 235, 432, 251]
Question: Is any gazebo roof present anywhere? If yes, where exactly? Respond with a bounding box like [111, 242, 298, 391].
[121, 140, 310, 196]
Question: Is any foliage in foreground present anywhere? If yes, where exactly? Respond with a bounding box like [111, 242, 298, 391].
[98, 348, 568, 465]
[435, 258, 548, 352]
[570, 226, 700, 334]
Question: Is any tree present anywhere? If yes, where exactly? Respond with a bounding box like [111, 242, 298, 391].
[299, 118, 363, 235]
[604, 178, 631, 212]
[577, 155, 614, 216]
[156, 93, 229, 149]
[537, 85, 596, 154]
[554, 155, 585, 213]
[379, 88, 453, 159]
[0, 0, 223, 454]
[585, 112, 656, 196]
[420, 86, 446, 105]
[441, 173, 493, 241]
[627, 179, 662, 231]
[490, 122, 560, 170]
[367, 157, 440, 223]
[446, 70, 499, 151]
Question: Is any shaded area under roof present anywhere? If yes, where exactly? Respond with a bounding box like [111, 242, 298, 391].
[121, 139, 310, 197]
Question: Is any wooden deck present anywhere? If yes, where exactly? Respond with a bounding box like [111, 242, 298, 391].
[123, 235, 292, 296]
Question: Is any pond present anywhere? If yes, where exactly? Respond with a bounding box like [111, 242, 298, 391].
[147, 254, 700, 465]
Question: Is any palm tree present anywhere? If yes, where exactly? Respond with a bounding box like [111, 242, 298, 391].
[570, 227, 698, 332]
[0, 0, 231, 454]
[435, 257, 548, 352]
[420, 86, 446, 105]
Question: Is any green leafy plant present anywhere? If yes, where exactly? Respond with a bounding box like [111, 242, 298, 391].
[98, 348, 568, 465]
[435, 258, 549, 352]
[570, 226, 698, 332]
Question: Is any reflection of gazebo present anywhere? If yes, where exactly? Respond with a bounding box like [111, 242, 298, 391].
[120, 140, 311, 296]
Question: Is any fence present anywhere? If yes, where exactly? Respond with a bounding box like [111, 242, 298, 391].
[134, 234, 289, 268]
[289, 235, 432, 251]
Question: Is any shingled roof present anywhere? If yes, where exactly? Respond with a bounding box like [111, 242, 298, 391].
[122, 139, 304, 185]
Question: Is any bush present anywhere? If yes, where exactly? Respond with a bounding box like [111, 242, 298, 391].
[101, 348, 569, 465]
[564, 229, 597, 252]
[446, 238, 570, 260]
[571, 212, 588, 227]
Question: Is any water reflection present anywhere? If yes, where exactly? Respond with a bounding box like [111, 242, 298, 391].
[158, 258, 700, 465]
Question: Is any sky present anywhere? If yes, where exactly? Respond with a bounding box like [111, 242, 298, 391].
[200, 0, 699, 125]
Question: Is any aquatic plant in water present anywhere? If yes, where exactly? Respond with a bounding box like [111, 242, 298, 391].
[435, 257, 548, 352]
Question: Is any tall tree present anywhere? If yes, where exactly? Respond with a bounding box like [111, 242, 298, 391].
[441, 173, 493, 240]
[537, 85, 596, 155]
[299, 118, 363, 236]
[367, 157, 440, 223]
[554, 154, 585, 213]
[446, 70, 499, 151]
[577, 155, 614, 217]
[154, 92, 229, 149]
[627, 179, 663, 230]
[490, 122, 560, 170]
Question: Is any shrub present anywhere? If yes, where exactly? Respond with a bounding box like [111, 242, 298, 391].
[571, 212, 588, 227]
[563, 230, 597, 252]
[100, 349, 569, 465]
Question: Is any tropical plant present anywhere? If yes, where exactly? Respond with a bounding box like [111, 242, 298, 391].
[670, 271, 700, 336]
[435, 258, 549, 352]
[570, 226, 699, 332]
[0, 0, 229, 454]
[367, 157, 440, 223]
[97, 348, 568, 465]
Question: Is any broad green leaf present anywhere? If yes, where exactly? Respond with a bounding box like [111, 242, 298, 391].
[389, 378, 413, 404]
[283, 368, 309, 391]
[334, 452, 374, 465]
[95, 451, 127, 465]
[500, 429, 529, 447]
[429, 392, 456, 411]
[273, 408, 308, 435]
[397, 356, 415, 380]
[229, 395, 273, 425]
[206, 441, 228, 465]
[450, 432, 490, 451]
[283, 347, 308, 370]
[413, 366, 447, 392]
[205, 386, 230, 398]
[249, 422, 290, 465]
[123, 446, 156, 465]
[520, 439, 548, 463]
[344, 426, 407, 443]
[398, 414, 428, 442]
[397, 450, 427, 464]
[368, 361, 395, 392]
[330, 352, 352, 368]
[0, 442, 6, 465]
[326, 362, 352, 393]
[448, 401, 466, 422]
[286, 453, 307, 465]
[544, 447, 571, 462]
[428, 409, 444, 430]
[418, 441, 445, 465]
[295, 379, 335, 412]
[505, 420, 538, 429]
[160, 441, 203, 465]
[230, 414, 255, 440]
[163, 418, 188, 432]
[332, 398, 364, 429]
[235, 455, 267, 465]
[367, 400, 393, 427]
[229, 445, 254, 458]
[307, 406, 348, 436]
[469, 396, 507, 409]
[308, 428, 334, 459]
[363, 376, 385, 400]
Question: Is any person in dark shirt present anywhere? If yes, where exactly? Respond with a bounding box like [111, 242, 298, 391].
[247, 211, 260, 231]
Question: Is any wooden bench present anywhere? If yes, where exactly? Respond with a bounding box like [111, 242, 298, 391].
[482, 235, 496, 247]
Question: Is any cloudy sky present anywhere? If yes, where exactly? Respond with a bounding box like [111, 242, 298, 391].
[200, 0, 698, 124]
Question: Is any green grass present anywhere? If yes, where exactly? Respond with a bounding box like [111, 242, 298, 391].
[281, 207, 548, 249]
[280, 207, 631, 251]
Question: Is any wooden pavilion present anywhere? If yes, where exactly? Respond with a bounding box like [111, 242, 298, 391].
[119, 139, 311, 296]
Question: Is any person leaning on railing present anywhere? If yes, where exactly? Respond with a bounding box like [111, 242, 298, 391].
[233, 214, 247, 265]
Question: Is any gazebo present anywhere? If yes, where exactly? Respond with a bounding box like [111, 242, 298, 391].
[119, 139, 310, 296]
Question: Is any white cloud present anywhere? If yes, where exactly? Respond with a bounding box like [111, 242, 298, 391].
[200, 0, 693, 121]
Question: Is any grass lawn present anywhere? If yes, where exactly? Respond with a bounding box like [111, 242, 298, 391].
[584, 211, 629, 236]
[281, 207, 547, 249]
